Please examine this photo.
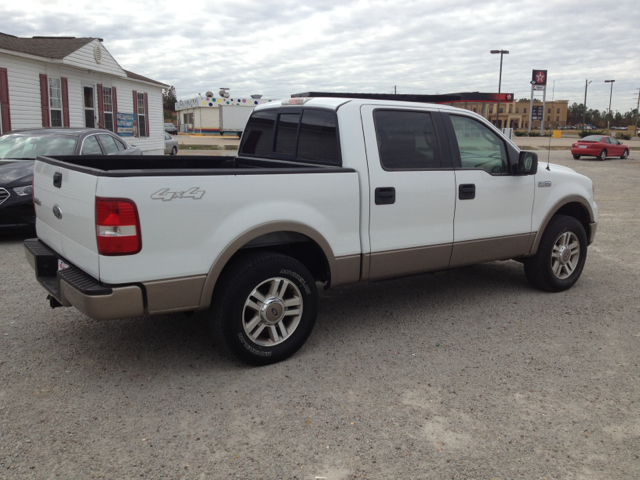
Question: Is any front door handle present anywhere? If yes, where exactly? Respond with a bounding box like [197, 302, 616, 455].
[459, 183, 475, 200]
[375, 187, 396, 205]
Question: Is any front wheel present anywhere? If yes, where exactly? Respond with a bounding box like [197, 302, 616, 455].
[211, 252, 318, 365]
[598, 149, 607, 161]
[572, 154, 581, 159]
[524, 215, 588, 292]
[620, 149, 629, 159]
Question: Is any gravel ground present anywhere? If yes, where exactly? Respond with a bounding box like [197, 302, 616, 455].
[1, 151, 639, 479]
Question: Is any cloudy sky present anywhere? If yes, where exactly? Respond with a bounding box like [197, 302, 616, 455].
[2, 0, 639, 114]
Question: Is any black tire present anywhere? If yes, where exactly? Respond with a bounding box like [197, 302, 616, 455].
[523, 215, 588, 292]
[211, 252, 318, 365]
[572, 154, 581, 159]
[171, 146, 178, 155]
[598, 149, 607, 161]
[620, 149, 629, 159]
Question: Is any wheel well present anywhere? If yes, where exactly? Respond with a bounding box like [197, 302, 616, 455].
[554, 202, 590, 234]
[227, 232, 331, 284]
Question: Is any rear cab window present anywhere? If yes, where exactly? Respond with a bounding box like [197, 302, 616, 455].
[240, 107, 341, 165]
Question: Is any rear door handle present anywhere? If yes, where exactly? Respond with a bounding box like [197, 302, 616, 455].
[459, 183, 475, 200]
[375, 187, 396, 205]
[53, 172, 62, 188]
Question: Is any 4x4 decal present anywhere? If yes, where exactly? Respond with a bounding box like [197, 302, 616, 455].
[150, 187, 205, 201]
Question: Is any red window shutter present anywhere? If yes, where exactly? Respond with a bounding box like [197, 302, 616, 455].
[0, 68, 11, 134]
[112, 86, 118, 133]
[61, 77, 70, 127]
[132, 90, 138, 137]
[97, 83, 104, 128]
[39, 74, 50, 127]
[144, 92, 149, 137]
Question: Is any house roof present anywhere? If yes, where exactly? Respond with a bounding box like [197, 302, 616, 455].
[0, 32, 96, 59]
[0, 32, 168, 88]
[124, 70, 168, 88]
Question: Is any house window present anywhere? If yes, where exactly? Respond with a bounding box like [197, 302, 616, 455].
[499, 108, 503, 113]
[137, 93, 146, 137]
[103, 87, 114, 132]
[516, 108, 519, 113]
[556, 116, 560, 121]
[49, 78, 62, 127]
[524, 108, 527, 113]
[557, 108, 560, 114]
[548, 108, 551, 114]
[547, 116, 550, 121]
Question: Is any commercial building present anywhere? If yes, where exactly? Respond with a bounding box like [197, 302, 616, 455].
[0, 32, 167, 154]
[446, 99, 569, 129]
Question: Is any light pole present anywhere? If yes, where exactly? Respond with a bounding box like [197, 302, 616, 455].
[604, 80, 615, 128]
[490, 50, 509, 128]
[582, 80, 592, 128]
[634, 89, 640, 137]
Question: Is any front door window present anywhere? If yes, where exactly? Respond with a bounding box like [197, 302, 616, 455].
[84, 87, 95, 128]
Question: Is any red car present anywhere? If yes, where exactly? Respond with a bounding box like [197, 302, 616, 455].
[571, 135, 629, 160]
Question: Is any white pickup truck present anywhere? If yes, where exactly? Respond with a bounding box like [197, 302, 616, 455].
[25, 97, 597, 365]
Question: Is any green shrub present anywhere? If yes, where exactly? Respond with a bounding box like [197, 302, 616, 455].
[579, 130, 605, 138]
[529, 131, 540, 137]
[616, 132, 631, 140]
[514, 130, 529, 137]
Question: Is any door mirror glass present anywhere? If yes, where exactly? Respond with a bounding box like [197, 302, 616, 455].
[517, 151, 538, 175]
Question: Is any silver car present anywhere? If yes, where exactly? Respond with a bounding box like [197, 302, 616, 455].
[164, 132, 179, 155]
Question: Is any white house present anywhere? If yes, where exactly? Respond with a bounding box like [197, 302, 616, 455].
[0, 32, 167, 154]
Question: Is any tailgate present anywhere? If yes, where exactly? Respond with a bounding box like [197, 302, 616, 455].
[33, 159, 100, 278]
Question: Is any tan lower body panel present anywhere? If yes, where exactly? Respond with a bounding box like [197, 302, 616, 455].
[60, 280, 144, 321]
[331, 254, 361, 286]
[143, 275, 207, 315]
[368, 244, 452, 281]
[449, 233, 535, 268]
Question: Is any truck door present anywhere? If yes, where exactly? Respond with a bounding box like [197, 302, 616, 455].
[361, 105, 456, 280]
[443, 113, 535, 267]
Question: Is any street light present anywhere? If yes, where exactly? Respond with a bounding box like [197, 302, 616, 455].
[605, 80, 615, 128]
[490, 50, 509, 128]
[583, 80, 592, 128]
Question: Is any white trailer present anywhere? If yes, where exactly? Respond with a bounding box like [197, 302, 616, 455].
[219, 105, 254, 136]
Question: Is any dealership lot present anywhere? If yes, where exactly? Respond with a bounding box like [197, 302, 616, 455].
[1, 151, 639, 479]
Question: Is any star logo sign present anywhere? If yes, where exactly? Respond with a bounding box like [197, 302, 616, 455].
[506, 94, 512, 100]
[536, 71, 545, 84]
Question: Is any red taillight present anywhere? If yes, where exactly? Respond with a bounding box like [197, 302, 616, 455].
[95, 198, 141, 255]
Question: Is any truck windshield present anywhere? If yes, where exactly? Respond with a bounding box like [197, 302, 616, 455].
[0, 134, 78, 159]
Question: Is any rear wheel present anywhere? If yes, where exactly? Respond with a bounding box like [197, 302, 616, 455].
[598, 149, 607, 161]
[524, 215, 588, 292]
[620, 149, 629, 159]
[210, 252, 318, 365]
[572, 154, 581, 159]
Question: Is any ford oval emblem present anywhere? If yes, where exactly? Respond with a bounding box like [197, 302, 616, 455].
[53, 205, 63, 219]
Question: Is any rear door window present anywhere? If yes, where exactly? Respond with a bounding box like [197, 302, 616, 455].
[374, 110, 443, 170]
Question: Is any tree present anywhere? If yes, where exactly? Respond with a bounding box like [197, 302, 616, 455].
[163, 86, 177, 112]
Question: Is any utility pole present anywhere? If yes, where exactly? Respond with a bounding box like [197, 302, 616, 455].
[604, 80, 615, 129]
[490, 50, 509, 128]
[583, 80, 592, 128]
[634, 89, 640, 138]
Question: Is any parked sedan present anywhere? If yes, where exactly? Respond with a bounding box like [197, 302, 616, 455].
[164, 132, 179, 155]
[164, 123, 178, 135]
[0, 128, 141, 229]
[571, 135, 629, 161]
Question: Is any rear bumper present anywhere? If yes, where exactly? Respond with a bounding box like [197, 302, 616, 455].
[24, 238, 144, 320]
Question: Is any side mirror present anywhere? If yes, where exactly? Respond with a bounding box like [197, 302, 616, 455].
[517, 151, 538, 175]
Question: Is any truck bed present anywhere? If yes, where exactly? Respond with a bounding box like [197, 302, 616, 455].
[37, 155, 353, 177]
